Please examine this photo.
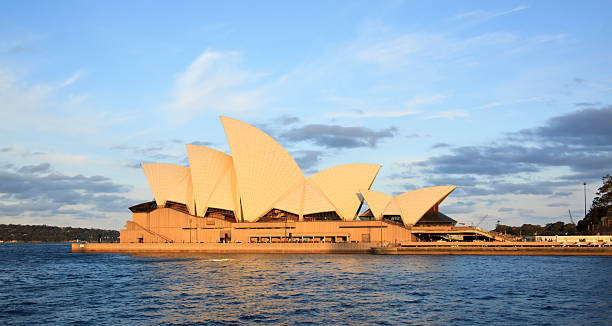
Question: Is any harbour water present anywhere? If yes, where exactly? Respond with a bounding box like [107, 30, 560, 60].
[1, 243, 611, 325]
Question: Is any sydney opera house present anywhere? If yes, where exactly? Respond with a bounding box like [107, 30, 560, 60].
[120, 117, 493, 244]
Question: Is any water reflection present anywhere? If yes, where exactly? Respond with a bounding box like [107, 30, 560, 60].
[1, 244, 612, 325]
[122, 253, 460, 324]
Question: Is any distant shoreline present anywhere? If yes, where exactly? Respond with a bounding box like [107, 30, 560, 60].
[0, 224, 119, 243]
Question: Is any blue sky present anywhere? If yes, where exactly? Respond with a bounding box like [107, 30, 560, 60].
[1, 1, 611, 230]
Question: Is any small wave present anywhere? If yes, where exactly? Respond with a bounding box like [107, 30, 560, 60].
[203, 258, 233, 262]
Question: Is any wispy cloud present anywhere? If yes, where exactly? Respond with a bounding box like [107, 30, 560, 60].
[354, 31, 520, 70]
[472, 101, 504, 110]
[456, 5, 529, 21]
[167, 50, 265, 117]
[57, 70, 83, 89]
[428, 96, 549, 120]
[0, 68, 132, 136]
[424, 110, 469, 120]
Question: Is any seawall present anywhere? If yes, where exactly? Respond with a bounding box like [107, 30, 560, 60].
[72, 242, 372, 254]
[72, 242, 612, 255]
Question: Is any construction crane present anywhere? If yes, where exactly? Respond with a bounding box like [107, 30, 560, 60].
[568, 209, 575, 225]
[474, 215, 488, 229]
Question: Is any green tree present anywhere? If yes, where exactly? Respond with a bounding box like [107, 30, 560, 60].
[577, 174, 612, 235]
[544, 222, 565, 235]
[592, 174, 612, 208]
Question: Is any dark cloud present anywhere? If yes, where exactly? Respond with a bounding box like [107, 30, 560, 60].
[558, 171, 610, 181]
[443, 201, 476, 214]
[552, 191, 572, 197]
[498, 207, 515, 212]
[291, 150, 324, 172]
[18, 163, 50, 174]
[0, 147, 44, 157]
[574, 102, 600, 107]
[92, 194, 137, 212]
[248, 116, 302, 141]
[111, 143, 180, 160]
[190, 140, 214, 147]
[123, 161, 142, 169]
[276, 115, 300, 125]
[251, 123, 277, 139]
[417, 145, 542, 175]
[387, 171, 418, 180]
[451, 180, 575, 197]
[282, 124, 396, 148]
[416, 106, 612, 179]
[425, 175, 478, 187]
[0, 163, 134, 218]
[431, 142, 450, 149]
[523, 106, 612, 146]
[387, 171, 417, 180]
[398, 183, 419, 192]
[547, 202, 567, 207]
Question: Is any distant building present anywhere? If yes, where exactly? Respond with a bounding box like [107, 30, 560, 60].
[120, 117, 495, 244]
[527, 235, 612, 243]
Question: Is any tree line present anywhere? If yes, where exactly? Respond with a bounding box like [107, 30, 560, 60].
[577, 174, 612, 235]
[494, 222, 577, 236]
[494, 174, 611, 236]
[0, 224, 119, 242]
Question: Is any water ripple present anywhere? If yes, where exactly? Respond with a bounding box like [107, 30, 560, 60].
[1, 244, 612, 325]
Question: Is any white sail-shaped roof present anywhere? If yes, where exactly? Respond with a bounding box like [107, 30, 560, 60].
[141, 163, 194, 214]
[271, 180, 305, 216]
[220, 116, 305, 221]
[308, 163, 381, 221]
[394, 186, 456, 226]
[138, 116, 459, 226]
[302, 180, 337, 215]
[383, 198, 402, 216]
[207, 161, 238, 215]
[360, 189, 393, 220]
[186, 144, 234, 216]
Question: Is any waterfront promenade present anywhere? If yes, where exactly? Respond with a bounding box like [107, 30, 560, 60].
[72, 241, 612, 255]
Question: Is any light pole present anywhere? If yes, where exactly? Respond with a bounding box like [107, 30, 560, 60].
[584, 182, 587, 218]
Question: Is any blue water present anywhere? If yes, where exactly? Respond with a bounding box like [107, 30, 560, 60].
[1, 244, 611, 325]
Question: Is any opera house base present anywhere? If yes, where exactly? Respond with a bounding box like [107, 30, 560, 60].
[72, 242, 612, 256]
[116, 208, 418, 246]
[72, 242, 372, 254]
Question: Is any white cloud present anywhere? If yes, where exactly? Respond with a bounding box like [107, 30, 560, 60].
[354, 31, 519, 69]
[0, 68, 133, 136]
[470, 96, 548, 111]
[424, 110, 469, 120]
[356, 34, 425, 68]
[455, 5, 529, 21]
[472, 101, 504, 110]
[57, 70, 83, 88]
[168, 50, 265, 117]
